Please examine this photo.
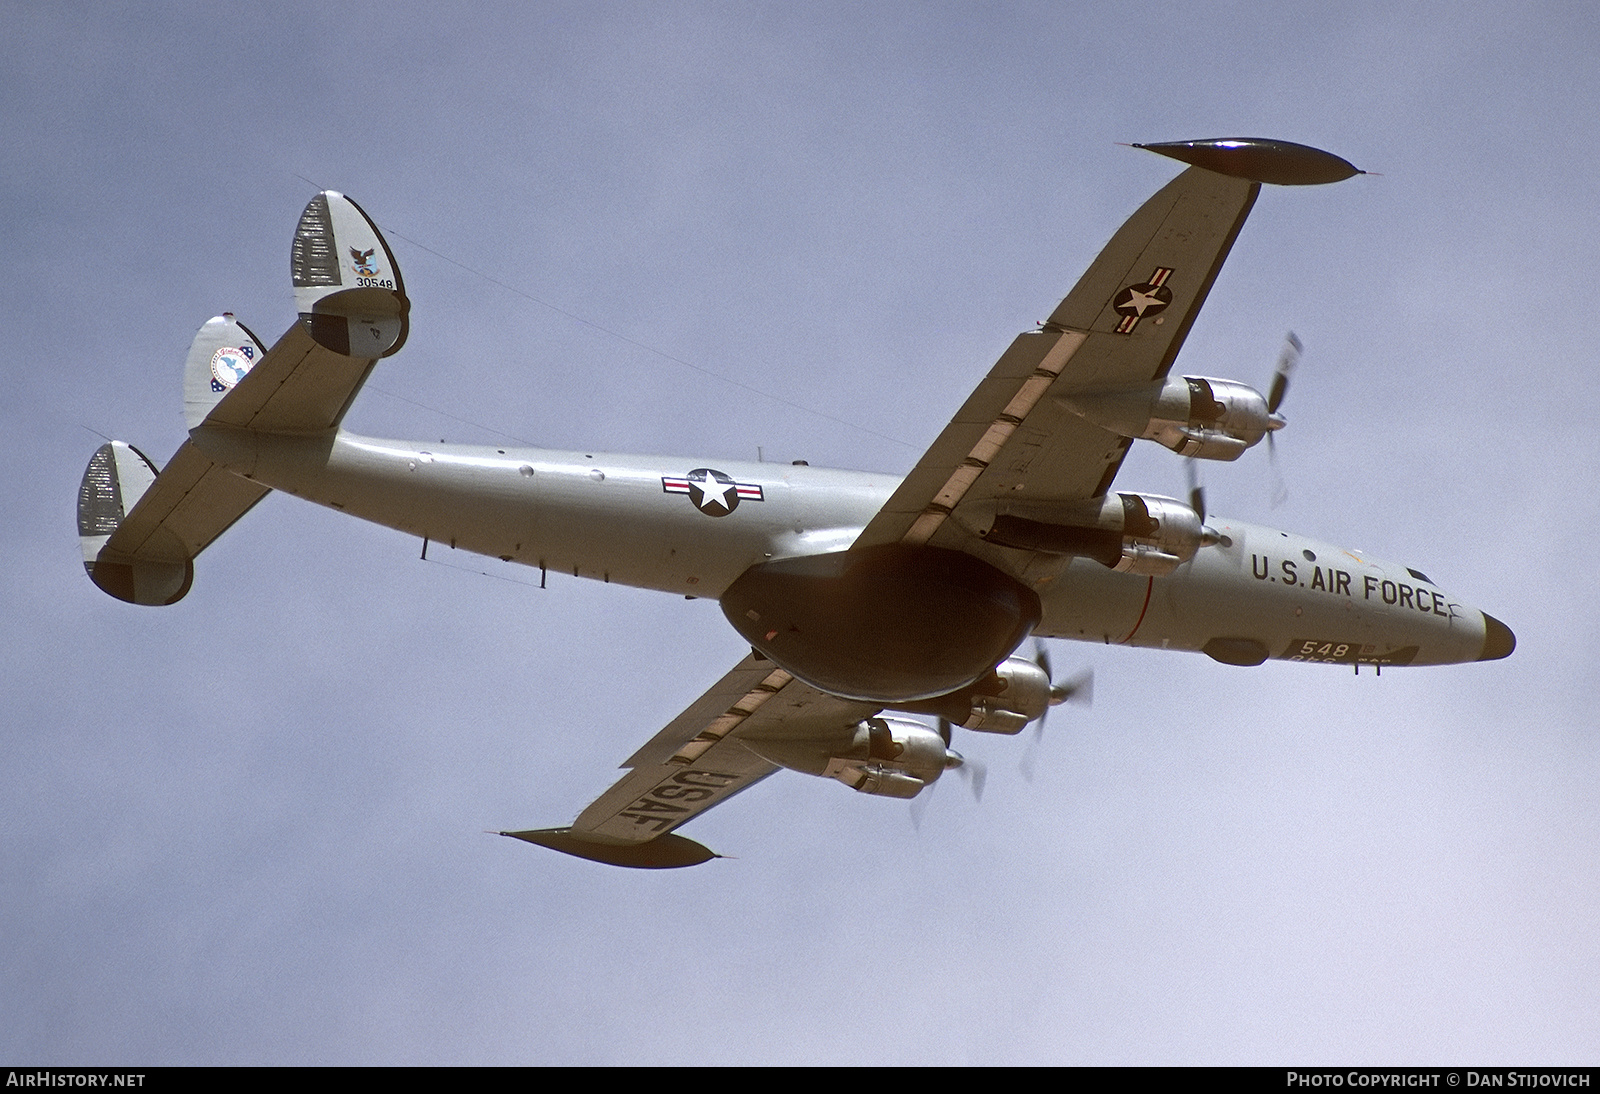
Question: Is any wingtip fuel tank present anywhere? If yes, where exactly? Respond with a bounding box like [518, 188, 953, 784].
[1133, 138, 1364, 185]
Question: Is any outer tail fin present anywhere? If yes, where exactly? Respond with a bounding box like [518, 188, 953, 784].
[291, 191, 408, 360]
[78, 442, 192, 605]
[78, 433, 272, 605]
[83, 191, 409, 604]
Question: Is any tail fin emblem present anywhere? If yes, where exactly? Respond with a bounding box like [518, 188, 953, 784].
[209, 344, 256, 392]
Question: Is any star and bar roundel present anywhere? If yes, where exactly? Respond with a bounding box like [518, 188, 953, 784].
[662, 468, 764, 517]
[1111, 266, 1174, 334]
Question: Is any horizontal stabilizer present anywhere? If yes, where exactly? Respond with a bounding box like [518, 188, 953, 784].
[199, 317, 384, 435]
[291, 191, 409, 359]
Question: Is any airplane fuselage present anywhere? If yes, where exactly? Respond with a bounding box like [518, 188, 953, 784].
[190, 425, 1507, 672]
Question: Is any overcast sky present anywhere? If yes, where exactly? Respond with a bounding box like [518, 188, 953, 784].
[3, 0, 1596, 1065]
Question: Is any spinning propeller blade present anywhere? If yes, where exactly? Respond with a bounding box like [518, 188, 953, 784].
[1266, 331, 1300, 508]
[1020, 640, 1093, 781]
[1186, 456, 1206, 520]
[911, 729, 984, 829]
[1268, 331, 1302, 414]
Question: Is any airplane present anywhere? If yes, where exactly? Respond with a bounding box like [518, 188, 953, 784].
[77, 137, 1515, 869]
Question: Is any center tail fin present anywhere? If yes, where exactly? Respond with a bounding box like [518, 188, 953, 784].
[82, 191, 410, 605]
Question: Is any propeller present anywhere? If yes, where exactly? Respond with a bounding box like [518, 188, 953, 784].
[1186, 454, 1206, 522]
[1268, 331, 1301, 416]
[1265, 332, 1301, 508]
[952, 749, 988, 803]
[1034, 639, 1093, 721]
[911, 724, 985, 830]
[938, 718, 987, 803]
[1184, 332, 1301, 521]
[1019, 639, 1093, 781]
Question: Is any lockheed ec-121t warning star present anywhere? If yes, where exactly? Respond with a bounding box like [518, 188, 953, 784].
[78, 138, 1515, 868]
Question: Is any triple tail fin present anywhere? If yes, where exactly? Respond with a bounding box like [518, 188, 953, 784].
[81, 191, 409, 604]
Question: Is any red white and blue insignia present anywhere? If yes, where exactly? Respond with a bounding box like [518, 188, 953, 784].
[1112, 267, 1174, 334]
[662, 468, 763, 517]
[209, 344, 256, 393]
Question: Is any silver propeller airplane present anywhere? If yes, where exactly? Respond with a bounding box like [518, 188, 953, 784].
[79, 138, 1514, 868]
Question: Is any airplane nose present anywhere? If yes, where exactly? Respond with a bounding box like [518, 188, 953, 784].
[1478, 612, 1516, 661]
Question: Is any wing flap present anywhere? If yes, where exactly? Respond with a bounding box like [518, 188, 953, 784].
[855, 328, 1088, 547]
[619, 654, 794, 770]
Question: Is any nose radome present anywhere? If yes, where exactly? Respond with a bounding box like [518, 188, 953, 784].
[1479, 613, 1516, 661]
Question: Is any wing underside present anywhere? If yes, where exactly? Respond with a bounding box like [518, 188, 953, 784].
[855, 165, 1259, 560]
[505, 654, 878, 867]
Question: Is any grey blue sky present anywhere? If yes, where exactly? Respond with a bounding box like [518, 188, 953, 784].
[3, 0, 1596, 1064]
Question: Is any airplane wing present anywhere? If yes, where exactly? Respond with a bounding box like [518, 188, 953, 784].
[853, 163, 1259, 554]
[504, 654, 879, 867]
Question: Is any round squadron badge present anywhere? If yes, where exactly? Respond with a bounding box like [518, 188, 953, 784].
[661, 468, 765, 517]
[209, 345, 256, 393]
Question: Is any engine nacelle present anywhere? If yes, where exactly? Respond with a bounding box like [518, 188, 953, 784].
[969, 492, 1206, 576]
[741, 716, 956, 799]
[1106, 492, 1208, 574]
[1057, 375, 1281, 461]
[891, 655, 1052, 735]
